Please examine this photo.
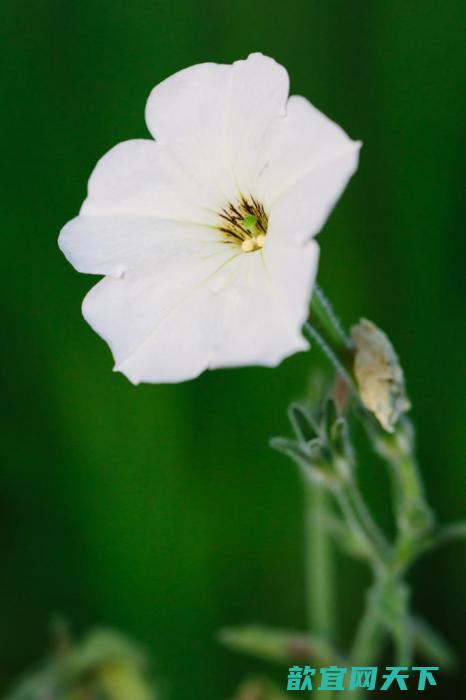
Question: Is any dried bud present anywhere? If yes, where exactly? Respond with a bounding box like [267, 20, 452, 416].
[351, 319, 411, 433]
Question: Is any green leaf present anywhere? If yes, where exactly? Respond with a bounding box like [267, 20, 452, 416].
[270, 438, 337, 489]
[288, 403, 318, 443]
[270, 437, 312, 470]
[410, 616, 458, 670]
[69, 628, 146, 677]
[219, 625, 347, 666]
[434, 521, 466, 546]
[3, 627, 156, 700]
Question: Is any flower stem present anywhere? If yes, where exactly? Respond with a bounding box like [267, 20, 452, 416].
[304, 477, 336, 699]
[350, 583, 382, 665]
[375, 421, 433, 574]
[346, 476, 390, 561]
[300, 288, 439, 693]
[393, 583, 412, 666]
[305, 479, 335, 640]
[312, 286, 351, 348]
[306, 287, 354, 382]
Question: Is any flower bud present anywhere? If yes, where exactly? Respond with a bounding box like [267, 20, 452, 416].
[351, 319, 411, 433]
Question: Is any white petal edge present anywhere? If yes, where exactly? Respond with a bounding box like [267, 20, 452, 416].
[268, 144, 360, 244]
[145, 53, 289, 202]
[79, 139, 219, 225]
[81, 240, 318, 384]
[257, 95, 361, 242]
[59, 215, 222, 278]
[81, 248, 237, 383]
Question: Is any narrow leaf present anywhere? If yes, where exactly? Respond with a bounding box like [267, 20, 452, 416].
[219, 625, 347, 666]
[288, 403, 318, 443]
[410, 616, 457, 670]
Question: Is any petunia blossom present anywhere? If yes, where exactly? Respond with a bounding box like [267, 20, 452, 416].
[59, 53, 360, 384]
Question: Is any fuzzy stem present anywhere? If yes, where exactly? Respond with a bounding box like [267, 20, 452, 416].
[301, 288, 436, 692]
[350, 583, 383, 665]
[312, 286, 352, 347]
[306, 288, 354, 381]
[304, 478, 336, 699]
[375, 421, 433, 575]
[346, 476, 391, 561]
[305, 480, 335, 639]
[393, 584, 412, 666]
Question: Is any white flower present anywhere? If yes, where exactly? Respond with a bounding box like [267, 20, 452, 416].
[59, 53, 360, 384]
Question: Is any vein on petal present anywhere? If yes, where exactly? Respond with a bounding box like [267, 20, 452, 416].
[114, 251, 242, 373]
[269, 141, 361, 209]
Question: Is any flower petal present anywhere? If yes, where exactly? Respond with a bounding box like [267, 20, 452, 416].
[258, 95, 361, 242]
[59, 215, 220, 278]
[59, 137, 223, 278]
[227, 53, 289, 191]
[208, 245, 316, 370]
[82, 248, 237, 384]
[80, 139, 218, 225]
[82, 238, 315, 384]
[145, 53, 289, 201]
[262, 237, 320, 336]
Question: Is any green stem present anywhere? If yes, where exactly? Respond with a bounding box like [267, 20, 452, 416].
[305, 479, 335, 641]
[393, 451, 432, 537]
[350, 583, 383, 665]
[379, 580, 413, 666]
[393, 584, 412, 666]
[376, 422, 433, 574]
[304, 322, 354, 387]
[307, 287, 354, 381]
[334, 485, 384, 575]
[347, 476, 390, 560]
[304, 478, 337, 699]
[312, 286, 352, 349]
[303, 288, 434, 687]
[346, 583, 384, 699]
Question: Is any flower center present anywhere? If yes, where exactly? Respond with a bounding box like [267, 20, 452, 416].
[218, 196, 268, 252]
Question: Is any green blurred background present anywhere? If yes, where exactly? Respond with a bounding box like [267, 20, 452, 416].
[1, 1, 465, 697]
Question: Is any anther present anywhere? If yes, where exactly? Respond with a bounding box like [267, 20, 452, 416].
[241, 239, 255, 252]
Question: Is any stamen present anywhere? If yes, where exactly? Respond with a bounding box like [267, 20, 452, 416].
[218, 195, 268, 252]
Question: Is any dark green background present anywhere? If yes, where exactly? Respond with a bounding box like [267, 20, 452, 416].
[1, 1, 465, 697]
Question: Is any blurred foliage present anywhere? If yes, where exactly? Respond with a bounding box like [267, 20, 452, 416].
[231, 677, 286, 700]
[1, 1, 465, 698]
[4, 624, 156, 700]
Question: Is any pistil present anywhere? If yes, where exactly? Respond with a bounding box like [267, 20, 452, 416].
[218, 195, 268, 252]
